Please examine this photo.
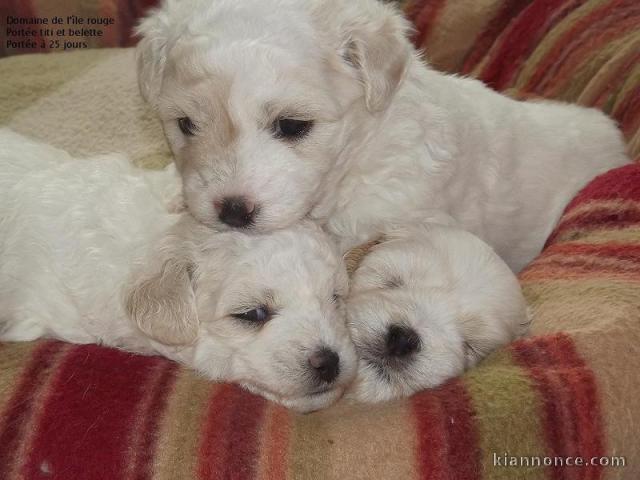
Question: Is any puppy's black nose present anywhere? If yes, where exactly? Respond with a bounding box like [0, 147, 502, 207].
[386, 325, 421, 357]
[218, 196, 255, 228]
[309, 348, 340, 384]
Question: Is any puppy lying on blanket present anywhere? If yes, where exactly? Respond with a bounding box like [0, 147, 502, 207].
[136, 0, 629, 272]
[346, 225, 530, 403]
[0, 130, 356, 412]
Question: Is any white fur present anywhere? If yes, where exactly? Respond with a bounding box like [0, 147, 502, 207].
[346, 224, 530, 402]
[0, 129, 356, 412]
[137, 0, 630, 272]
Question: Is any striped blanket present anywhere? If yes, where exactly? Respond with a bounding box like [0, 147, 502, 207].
[0, 1, 639, 479]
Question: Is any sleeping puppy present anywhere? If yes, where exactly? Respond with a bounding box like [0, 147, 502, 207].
[0, 130, 356, 412]
[345, 225, 530, 402]
[136, 0, 629, 272]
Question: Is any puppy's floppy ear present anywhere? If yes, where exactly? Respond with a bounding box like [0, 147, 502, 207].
[331, 2, 413, 112]
[135, 4, 173, 108]
[126, 258, 199, 346]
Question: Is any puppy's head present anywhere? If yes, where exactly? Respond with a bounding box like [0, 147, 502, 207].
[136, 0, 412, 231]
[345, 227, 530, 403]
[347, 289, 465, 403]
[127, 220, 356, 412]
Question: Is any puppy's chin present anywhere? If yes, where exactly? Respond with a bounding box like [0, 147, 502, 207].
[242, 382, 345, 413]
[344, 363, 415, 404]
[345, 359, 464, 404]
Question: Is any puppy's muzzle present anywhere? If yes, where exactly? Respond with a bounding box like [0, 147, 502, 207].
[308, 347, 341, 385]
[386, 324, 421, 358]
[217, 196, 256, 228]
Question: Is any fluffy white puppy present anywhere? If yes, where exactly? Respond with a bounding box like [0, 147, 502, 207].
[345, 225, 529, 402]
[0, 129, 356, 412]
[137, 0, 629, 271]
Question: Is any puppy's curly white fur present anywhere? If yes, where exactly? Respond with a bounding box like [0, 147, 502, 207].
[0, 129, 356, 412]
[346, 225, 530, 402]
[137, 0, 629, 272]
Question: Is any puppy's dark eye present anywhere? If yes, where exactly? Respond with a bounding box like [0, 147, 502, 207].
[177, 117, 196, 136]
[273, 118, 313, 140]
[232, 306, 271, 324]
[383, 276, 404, 289]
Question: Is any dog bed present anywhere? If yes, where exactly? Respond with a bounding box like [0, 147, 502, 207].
[0, 0, 639, 479]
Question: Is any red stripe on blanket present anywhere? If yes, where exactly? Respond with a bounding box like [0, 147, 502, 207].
[98, 0, 119, 48]
[562, 368, 605, 480]
[543, 243, 640, 262]
[19, 345, 164, 480]
[546, 207, 640, 247]
[615, 84, 640, 140]
[561, 165, 640, 213]
[413, 379, 480, 480]
[592, 51, 640, 110]
[542, 164, 640, 247]
[528, 258, 640, 276]
[513, 337, 576, 480]
[0, 341, 65, 479]
[406, 0, 448, 50]
[261, 406, 292, 480]
[413, 390, 449, 479]
[541, 10, 640, 98]
[197, 384, 267, 480]
[4, 0, 46, 54]
[132, 362, 178, 480]
[511, 334, 582, 369]
[512, 335, 605, 480]
[461, 0, 534, 75]
[520, 264, 640, 282]
[477, 0, 581, 91]
[523, 0, 639, 94]
[435, 380, 481, 480]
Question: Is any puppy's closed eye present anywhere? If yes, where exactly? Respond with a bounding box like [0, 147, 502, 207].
[178, 117, 197, 136]
[368, 270, 404, 290]
[460, 313, 505, 368]
[382, 275, 404, 289]
[272, 118, 313, 141]
[232, 305, 272, 324]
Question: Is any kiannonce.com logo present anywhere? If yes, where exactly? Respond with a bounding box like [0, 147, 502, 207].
[493, 452, 627, 468]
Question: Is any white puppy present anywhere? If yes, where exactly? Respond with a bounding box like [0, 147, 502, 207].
[346, 225, 529, 402]
[137, 0, 629, 271]
[0, 130, 356, 412]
